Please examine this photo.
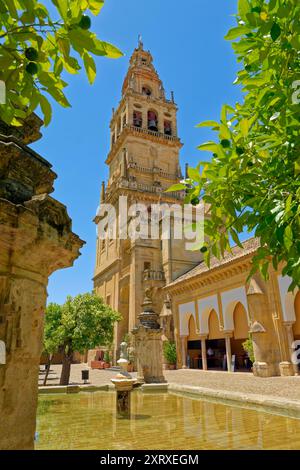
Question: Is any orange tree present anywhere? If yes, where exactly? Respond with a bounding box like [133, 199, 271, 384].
[168, 0, 300, 289]
[45, 293, 121, 385]
[0, 0, 122, 126]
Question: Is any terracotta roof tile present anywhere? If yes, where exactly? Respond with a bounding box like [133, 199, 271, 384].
[166, 237, 260, 288]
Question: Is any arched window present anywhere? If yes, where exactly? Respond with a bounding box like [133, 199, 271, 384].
[133, 111, 142, 128]
[142, 86, 152, 96]
[164, 120, 172, 136]
[148, 110, 158, 131]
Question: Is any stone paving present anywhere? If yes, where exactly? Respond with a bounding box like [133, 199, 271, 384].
[39, 364, 300, 402]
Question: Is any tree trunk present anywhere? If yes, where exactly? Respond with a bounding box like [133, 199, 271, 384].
[43, 353, 53, 386]
[60, 350, 73, 385]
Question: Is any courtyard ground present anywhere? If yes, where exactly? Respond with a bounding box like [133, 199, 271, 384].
[39, 364, 300, 402]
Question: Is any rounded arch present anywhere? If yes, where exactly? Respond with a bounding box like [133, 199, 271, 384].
[147, 109, 158, 131]
[133, 110, 142, 128]
[142, 85, 152, 96]
[293, 291, 300, 338]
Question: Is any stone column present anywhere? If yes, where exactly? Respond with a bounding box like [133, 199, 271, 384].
[224, 332, 233, 372]
[282, 322, 298, 376]
[128, 248, 137, 332]
[0, 117, 84, 450]
[180, 336, 187, 369]
[247, 277, 281, 377]
[111, 377, 135, 419]
[158, 111, 164, 134]
[132, 289, 166, 383]
[199, 335, 207, 370]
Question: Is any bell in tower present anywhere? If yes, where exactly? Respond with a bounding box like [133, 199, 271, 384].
[148, 110, 158, 132]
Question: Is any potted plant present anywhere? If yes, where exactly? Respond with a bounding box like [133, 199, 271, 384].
[242, 335, 255, 370]
[163, 341, 177, 370]
[103, 350, 111, 369]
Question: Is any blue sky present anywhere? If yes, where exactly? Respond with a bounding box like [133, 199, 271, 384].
[32, 0, 242, 305]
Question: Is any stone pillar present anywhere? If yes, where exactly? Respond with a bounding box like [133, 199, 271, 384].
[247, 277, 281, 377]
[111, 376, 136, 419]
[180, 336, 187, 369]
[128, 248, 137, 332]
[281, 322, 298, 376]
[224, 332, 233, 372]
[158, 111, 164, 134]
[142, 107, 147, 130]
[132, 289, 166, 383]
[0, 117, 84, 450]
[199, 335, 207, 370]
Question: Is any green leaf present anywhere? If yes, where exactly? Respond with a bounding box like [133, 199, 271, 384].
[94, 40, 123, 58]
[165, 183, 186, 193]
[53, 0, 69, 22]
[240, 118, 249, 137]
[89, 0, 105, 15]
[197, 141, 219, 152]
[238, 0, 251, 20]
[196, 120, 219, 128]
[284, 225, 293, 251]
[39, 94, 52, 126]
[62, 55, 81, 74]
[4, 0, 18, 18]
[270, 23, 281, 41]
[188, 167, 201, 183]
[268, 0, 278, 13]
[219, 123, 231, 140]
[57, 36, 70, 57]
[46, 86, 71, 108]
[83, 52, 96, 84]
[230, 228, 243, 248]
[225, 26, 252, 40]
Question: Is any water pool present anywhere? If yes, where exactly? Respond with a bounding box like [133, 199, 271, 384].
[36, 391, 300, 450]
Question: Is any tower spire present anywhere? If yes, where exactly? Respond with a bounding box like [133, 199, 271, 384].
[138, 34, 143, 50]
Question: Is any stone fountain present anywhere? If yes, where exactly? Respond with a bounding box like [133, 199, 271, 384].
[111, 341, 136, 419]
[132, 288, 166, 384]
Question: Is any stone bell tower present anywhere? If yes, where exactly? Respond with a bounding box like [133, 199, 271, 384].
[93, 39, 201, 359]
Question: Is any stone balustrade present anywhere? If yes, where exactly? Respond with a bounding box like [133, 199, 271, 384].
[127, 162, 178, 180]
[105, 177, 184, 201]
[143, 269, 165, 282]
[123, 124, 179, 142]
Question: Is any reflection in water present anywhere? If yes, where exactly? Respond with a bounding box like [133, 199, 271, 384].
[36, 391, 300, 450]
